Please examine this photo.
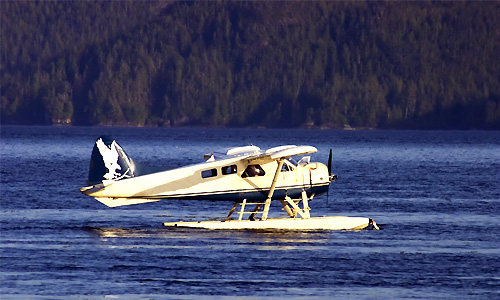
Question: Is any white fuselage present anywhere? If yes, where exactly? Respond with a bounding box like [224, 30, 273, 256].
[83, 155, 330, 202]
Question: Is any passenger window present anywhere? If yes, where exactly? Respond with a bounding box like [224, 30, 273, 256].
[242, 164, 266, 178]
[201, 169, 217, 178]
[222, 165, 237, 175]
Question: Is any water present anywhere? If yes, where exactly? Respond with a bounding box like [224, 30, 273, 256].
[1, 126, 499, 299]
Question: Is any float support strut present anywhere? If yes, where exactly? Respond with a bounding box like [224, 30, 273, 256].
[301, 190, 311, 219]
[262, 158, 285, 221]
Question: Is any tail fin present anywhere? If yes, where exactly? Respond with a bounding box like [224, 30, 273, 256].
[87, 136, 137, 185]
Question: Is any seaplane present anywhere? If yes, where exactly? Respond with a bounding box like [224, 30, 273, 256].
[80, 136, 379, 230]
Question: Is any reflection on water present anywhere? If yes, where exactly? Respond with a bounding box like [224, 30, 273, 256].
[84, 225, 332, 242]
[82, 226, 353, 253]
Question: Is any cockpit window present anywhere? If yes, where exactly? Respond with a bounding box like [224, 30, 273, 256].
[281, 161, 294, 172]
[242, 164, 266, 178]
[288, 158, 298, 166]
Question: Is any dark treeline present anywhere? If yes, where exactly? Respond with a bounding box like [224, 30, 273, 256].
[1, 1, 500, 129]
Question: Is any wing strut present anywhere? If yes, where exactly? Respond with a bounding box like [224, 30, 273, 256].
[261, 158, 285, 221]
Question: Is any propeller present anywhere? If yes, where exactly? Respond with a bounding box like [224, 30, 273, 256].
[328, 149, 333, 178]
[326, 149, 339, 205]
[328, 149, 338, 182]
[326, 149, 334, 205]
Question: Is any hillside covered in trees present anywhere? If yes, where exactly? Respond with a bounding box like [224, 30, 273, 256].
[1, 1, 500, 129]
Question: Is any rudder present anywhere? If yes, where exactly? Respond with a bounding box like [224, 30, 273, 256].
[87, 136, 137, 185]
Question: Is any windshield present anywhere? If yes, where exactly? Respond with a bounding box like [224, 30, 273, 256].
[287, 158, 298, 166]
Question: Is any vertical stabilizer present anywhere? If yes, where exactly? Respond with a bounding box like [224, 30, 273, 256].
[87, 136, 137, 185]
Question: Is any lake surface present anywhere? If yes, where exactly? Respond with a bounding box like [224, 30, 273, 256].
[1, 126, 499, 299]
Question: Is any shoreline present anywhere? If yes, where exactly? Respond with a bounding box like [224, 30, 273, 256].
[2, 123, 499, 131]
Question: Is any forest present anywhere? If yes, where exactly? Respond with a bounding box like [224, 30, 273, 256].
[1, 1, 500, 129]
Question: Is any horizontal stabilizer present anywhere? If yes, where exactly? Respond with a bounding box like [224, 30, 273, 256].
[95, 197, 161, 207]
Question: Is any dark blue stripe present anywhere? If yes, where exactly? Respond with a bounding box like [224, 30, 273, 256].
[155, 184, 330, 201]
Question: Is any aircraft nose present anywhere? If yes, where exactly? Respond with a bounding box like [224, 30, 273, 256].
[311, 163, 331, 183]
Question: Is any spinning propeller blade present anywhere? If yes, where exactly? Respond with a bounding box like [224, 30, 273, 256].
[328, 149, 333, 177]
[326, 148, 333, 205]
[327, 148, 337, 181]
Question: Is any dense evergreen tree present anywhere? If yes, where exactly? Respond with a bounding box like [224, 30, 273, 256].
[1, 1, 499, 129]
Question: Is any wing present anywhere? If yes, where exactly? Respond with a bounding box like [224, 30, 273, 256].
[243, 145, 317, 162]
[207, 145, 316, 163]
[267, 145, 317, 159]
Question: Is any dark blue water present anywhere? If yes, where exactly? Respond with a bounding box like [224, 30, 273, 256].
[1, 126, 499, 299]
